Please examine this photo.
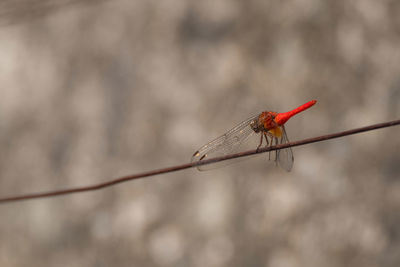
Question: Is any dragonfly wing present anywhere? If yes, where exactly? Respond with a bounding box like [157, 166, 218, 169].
[192, 115, 258, 171]
[277, 125, 294, 172]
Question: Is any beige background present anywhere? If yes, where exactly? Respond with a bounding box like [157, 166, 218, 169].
[1, 0, 400, 266]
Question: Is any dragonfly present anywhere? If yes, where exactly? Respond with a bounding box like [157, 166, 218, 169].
[191, 100, 316, 171]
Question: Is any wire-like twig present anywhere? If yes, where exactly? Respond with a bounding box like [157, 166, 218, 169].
[0, 119, 399, 204]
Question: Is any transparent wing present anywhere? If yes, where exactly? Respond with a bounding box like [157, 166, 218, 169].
[277, 125, 294, 172]
[191, 115, 258, 171]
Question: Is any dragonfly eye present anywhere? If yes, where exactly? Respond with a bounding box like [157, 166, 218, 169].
[250, 120, 259, 133]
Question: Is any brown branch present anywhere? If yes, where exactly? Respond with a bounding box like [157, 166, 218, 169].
[1, 119, 399, 204]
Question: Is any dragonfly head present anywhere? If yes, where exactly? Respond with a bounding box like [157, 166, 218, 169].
[250, 119, 261, 133]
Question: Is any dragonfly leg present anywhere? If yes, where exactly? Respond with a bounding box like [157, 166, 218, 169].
[264, 132, 269, 147]
[256, 133, 263, 152]
[268, 136, 273, 161]
[262, 132, 270, 160]
[275, 137, 279, 165]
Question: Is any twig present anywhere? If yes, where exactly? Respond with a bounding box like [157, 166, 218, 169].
[0, 119, 399, 203]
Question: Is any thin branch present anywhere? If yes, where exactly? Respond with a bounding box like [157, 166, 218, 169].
[1, 119, 399, 204]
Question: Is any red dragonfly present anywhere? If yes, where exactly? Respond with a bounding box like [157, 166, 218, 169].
[191, 100, 316, 171]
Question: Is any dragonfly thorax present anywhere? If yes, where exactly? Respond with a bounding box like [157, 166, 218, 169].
[250, 111, 279, 133]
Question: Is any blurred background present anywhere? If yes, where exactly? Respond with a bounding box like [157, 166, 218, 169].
[0, 0, 400, 266]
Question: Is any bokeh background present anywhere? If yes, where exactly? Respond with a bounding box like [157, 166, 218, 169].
[1, 0, 400, 266]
